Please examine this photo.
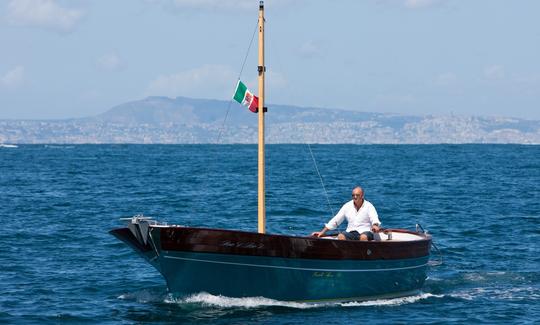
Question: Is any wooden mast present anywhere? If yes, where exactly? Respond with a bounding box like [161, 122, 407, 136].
[257, 1, 266, 234]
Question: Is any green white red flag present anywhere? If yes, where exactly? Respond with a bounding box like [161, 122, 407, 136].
[233, 80, 258, 113]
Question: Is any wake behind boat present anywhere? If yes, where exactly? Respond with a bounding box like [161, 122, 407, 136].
[110, 1, 433, 302]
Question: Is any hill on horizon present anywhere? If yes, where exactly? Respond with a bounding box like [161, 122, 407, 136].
[1, 96, 539, 144]
[90, 95, 420, 127]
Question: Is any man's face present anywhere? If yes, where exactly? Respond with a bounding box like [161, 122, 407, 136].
[352, 190, 364, 203]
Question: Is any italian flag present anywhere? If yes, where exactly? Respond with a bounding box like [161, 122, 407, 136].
[233, 80, 258, 113]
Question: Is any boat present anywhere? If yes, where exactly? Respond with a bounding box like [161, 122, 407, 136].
[0, 144, 18, 148]
[110, 1, 432, 302]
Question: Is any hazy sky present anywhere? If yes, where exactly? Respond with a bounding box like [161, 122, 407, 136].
[1, 0, 539, 120]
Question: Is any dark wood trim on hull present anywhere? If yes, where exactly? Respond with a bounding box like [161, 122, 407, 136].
[160, 227, 431, 260]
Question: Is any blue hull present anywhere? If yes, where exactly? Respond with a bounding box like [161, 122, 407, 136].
[160, 251, 428, 301]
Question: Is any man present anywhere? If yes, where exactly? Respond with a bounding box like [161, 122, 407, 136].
[311, 186, 380, 241]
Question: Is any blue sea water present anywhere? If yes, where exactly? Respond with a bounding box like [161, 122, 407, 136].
[0, 144, 538, 324]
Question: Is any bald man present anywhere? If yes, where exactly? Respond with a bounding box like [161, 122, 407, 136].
[311, 186, 381, 241]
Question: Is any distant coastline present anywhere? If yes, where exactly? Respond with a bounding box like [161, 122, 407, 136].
[1, 96, 539, 144]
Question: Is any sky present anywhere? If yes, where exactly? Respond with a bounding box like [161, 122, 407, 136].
[0, 0, 539, 120]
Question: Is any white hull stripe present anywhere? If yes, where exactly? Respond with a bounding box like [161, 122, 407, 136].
[163, 255, 428, 272]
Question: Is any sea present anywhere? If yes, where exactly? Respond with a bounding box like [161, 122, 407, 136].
[1, 144, 538, 324]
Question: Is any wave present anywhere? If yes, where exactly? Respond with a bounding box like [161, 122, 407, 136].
[340, 293, 443, 307]
[163, 291, 442, 309]
[449, 286, 540, 301]
[168, 292, 317, 309]
[44, 145, 75, 149]
[117, 288, 168, 303]
[0, 144, 18, 148]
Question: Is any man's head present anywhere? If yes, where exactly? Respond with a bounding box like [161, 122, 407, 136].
[352, 186, 364, 205]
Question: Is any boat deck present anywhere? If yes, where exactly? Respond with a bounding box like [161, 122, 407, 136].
[323, 230, 425, 242]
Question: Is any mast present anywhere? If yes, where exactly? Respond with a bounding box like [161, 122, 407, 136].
[257, 1, 266, 234]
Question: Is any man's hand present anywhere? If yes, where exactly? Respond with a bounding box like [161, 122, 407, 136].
[312, 227, 329, 237]
[372, 224, 381, 233]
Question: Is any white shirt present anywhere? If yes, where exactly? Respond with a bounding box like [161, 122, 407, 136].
[325, 199, 380, 233]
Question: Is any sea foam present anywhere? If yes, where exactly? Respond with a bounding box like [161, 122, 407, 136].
[163, 292, 442, 309]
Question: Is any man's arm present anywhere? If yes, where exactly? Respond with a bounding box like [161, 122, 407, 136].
[311, 204, 347, 237]
[369, 203, 381, 232]
[311, 226, 330, 238]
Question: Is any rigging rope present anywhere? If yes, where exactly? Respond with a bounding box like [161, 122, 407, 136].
[265, 20, 335, 218]
[216, 19, 259, 144]
[307, 143, 335, 217]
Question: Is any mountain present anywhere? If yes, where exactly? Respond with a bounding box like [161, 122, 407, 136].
[94, 96, 386, 125]
[1, 96, 539, 144]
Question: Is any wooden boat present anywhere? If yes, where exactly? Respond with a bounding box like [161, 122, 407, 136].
[110, 1, 432, 302]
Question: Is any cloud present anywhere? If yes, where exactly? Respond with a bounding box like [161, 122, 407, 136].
[146, 64, 288, 99]
[146, 64, 237, 98]
[96, 53, 123, 71]
[171, 0, 253, 10]
[1, 66, 25, 89]
[374, 0, 446, 9]
[147, 0, 297, 12]
[298, 40, 323, 59]
[6, 0, 84, 32]
[435, 72, 457, 86]
[404, 0, 443, 9]
[484, 65, 505, 80]
[372, 93, 416, 107]
[81, 89, 101, 101]
[266, 71, 287, 90]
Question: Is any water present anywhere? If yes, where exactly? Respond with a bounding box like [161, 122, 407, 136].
[1, 144, 538, 324]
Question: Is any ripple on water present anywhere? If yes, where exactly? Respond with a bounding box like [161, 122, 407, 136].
[1, 144, 539, 324]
